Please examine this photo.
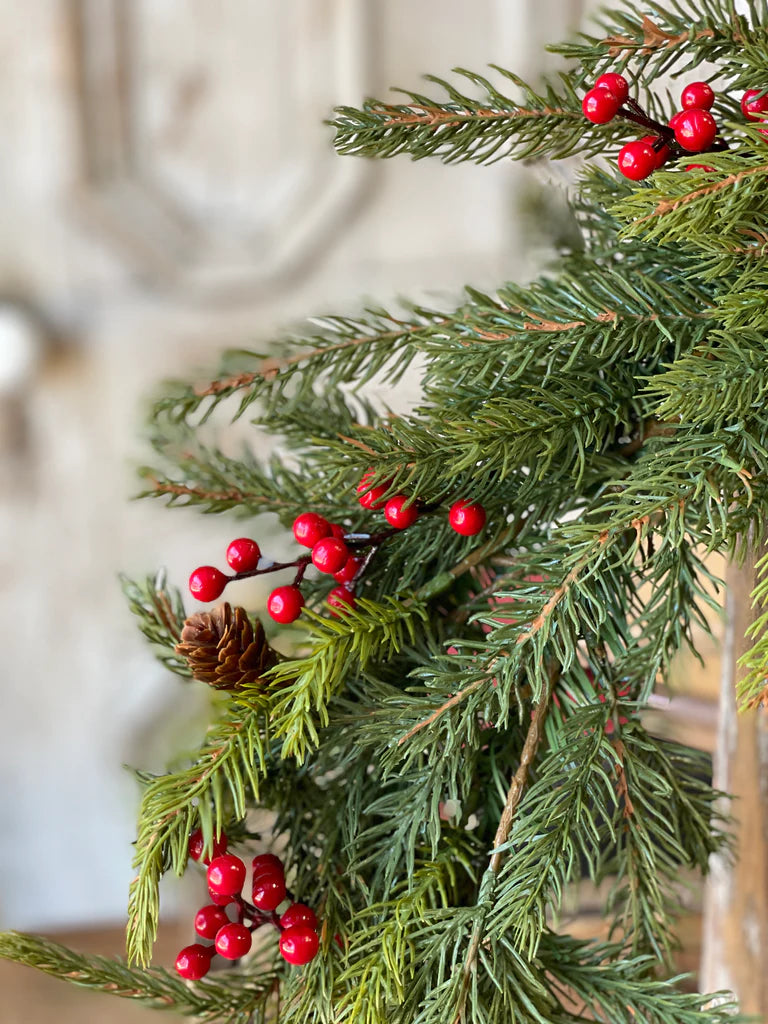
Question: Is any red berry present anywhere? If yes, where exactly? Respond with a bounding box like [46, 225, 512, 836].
[311, 537, 349, 574]
[280, 925, 320, 966]
[215, 922, 252, 960]
[175, 943, 213, 980]
[328, 586, 356, 615]
[329, 523, 347, 540]
[252, 853, 285, 879]
[208, 889, 236, 907]
[280, 903, 318, 931]
[681, 81, 714, 111]
[582, 87, 620, 124]
[617, 140, 658, 181]
[674, 108, 717, 152]
[207, 854, 246, 896]
[267, 585, 304, 624]
[384, 495, 419, 529]
[293, 512, 332, 548]
[640, 134, 669, 169]
[686, 163, 716, 172]
[669, 110, 685, 130]
[333, 556, 361, 583]
[448, 500, 487, 537]
[356, 470, 391, 510]
[194, 904, 230, 940]
[226, 537, 261, 573]
[252, 872, 287, 911]
[188, 828, 228, 864]
[742, 89, 768, 121]
[189, 566, 228, 603]
[595, 72, 629, 104]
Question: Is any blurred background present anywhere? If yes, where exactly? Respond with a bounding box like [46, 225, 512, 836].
[0, 1, 733, 1021]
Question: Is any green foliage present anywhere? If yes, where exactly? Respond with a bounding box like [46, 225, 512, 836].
[9, 1, 767, 1022]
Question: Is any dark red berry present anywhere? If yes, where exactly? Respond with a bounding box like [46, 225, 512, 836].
[267, 585, 304, 624]
[252, 853, 285, 879]
[686, 163, 716, 172]
[226, 537, 261, 573]
[280, 903, 318, 931]
[280, 925, 320, 965]
[207, 854, 246, 896]
[175, 943, 213, 980]
[293, 512, 332, 548]
[681, 81, 714, 111]
[333, 556, 361, 583]
[189, 566, 228, 603]
[215, 922, 252, 960]
[448, 500, 487, 537]
[252, 872, 287, 911]
[384, 495, 419, 530]
[194, 904, 230, 940]
[312, 537, 349, 574]
[329, 523, 347, 540]
[617, 140, 658, 181]
[742, 88, 768, 121]
[328, 587, 356, 615]
[640, 135, 669, 169]
[188, 828, 228, 864]
[674, 108, 717, 152]
[595, 72, 629, 104]
[582, 87, 620, 124]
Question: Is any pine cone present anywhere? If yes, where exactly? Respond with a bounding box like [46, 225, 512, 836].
[175, 604, 277, 690]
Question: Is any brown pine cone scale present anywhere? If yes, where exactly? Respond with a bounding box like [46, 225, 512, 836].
[175, 603, 277, 690]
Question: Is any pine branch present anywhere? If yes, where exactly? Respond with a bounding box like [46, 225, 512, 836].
[121, 571, 191, 678]
[127, 687, 271, 966]
[737, 548, 768, 709]
[0, 932, 278, 1024]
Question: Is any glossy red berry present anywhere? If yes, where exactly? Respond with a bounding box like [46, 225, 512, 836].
[207, 854, 246, 897]
[640, 135, 669, 169]
[329, 523, 347, 540]
[267, 585, 304, 624]
[280, 925, 320, 966]
[311, 537, 349, 574]
[448, 500, 487, 537]
[681, 81, 714, 111]
[686, 163, 716, 172]
[617, 139, 658, 181]
[225, 537, 261, 573]
[595, 72, 629, 104]
[356, 470, 391, 510]
[252, 872, 287, 911]
[194, 904, 230, 940]
[280, 903, 318, 931]
[333, 556, 361, 583]
[215, 922, 252, 960]
[674, 108, 717, 152]
[175, 943, 213, 980]
[384, 495, 419, 529]
[742, 88, 768, 121]
[293, 512, 332, 548]
[208, 889, 236, 907]
[189, 566, 228, 603]
[188, 828, 228, 864]
[328, 587, 356, 615]
[582, 86, 620, 124]
[669, 110, 685, 130]
[252, 853, 285, 879]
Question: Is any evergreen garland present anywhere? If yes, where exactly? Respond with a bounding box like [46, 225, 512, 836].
[2, 1, 766, 1021]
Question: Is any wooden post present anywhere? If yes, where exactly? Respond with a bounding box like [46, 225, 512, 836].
[700, 549, 768, 1012]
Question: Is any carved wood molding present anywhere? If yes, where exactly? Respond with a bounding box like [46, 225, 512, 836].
[69, 0, 374, 301]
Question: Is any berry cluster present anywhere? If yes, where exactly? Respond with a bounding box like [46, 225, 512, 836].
[188, 472, 488, 621]
[175, 832, 320, 979]
[356, 468, 487, 537]
[582, 72, 727, 180]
